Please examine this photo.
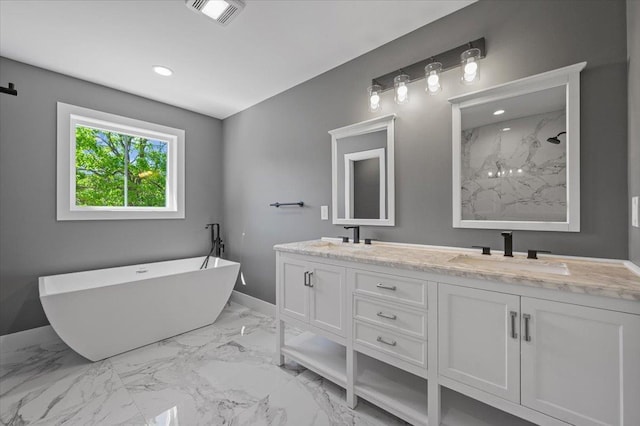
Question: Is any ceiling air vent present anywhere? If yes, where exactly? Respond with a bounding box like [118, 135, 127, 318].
[185, 0, 245, 26]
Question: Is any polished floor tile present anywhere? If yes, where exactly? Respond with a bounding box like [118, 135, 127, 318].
[1, 302, 408, 425]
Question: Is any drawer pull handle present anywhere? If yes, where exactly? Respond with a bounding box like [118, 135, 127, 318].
[523, 314, 532, 342]
[376, 283, 396, 291]
[376, 311, 397, 320]
[303, 271, 309, 286]
[376, 336, 397, 346]
[509, 311, 518, 339]
[307, 271, 314, 288]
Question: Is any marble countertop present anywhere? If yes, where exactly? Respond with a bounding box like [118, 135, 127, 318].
[274, 239, 640, 301]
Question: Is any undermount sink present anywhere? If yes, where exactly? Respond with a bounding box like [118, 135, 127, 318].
[449, 254, 570, 276]
[308, 240, 372, 250]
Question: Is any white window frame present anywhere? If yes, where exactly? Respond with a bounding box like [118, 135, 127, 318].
[57, 102, 185, 220]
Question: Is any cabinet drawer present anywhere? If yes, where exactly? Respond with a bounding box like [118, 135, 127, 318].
[354, 320, 427, 368]
[352, 270, 427, 308]
[354, 297, 426, 339]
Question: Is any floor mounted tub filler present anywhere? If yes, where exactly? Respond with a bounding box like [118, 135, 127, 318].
[39, 256, 240, 361]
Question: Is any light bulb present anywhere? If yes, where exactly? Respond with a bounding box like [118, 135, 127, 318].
[367, 84, 382, 112]
[397, 84, 408, 98]
[393, 74, 410, 104]
[464, 60, 478, 75]
[460, 47, 481, 85]
[427, 74, 439, 86]
[493, 109, 505, 115]
[424, 62, 442, 95]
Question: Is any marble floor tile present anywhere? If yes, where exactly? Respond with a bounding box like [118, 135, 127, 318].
[1, 302, 409, 426]
[230, 369, 409, 426]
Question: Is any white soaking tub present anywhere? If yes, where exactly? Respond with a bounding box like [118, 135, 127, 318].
[39, 256, 240, 361]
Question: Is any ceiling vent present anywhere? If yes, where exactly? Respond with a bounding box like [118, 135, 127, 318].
[185, 0, 245, 26]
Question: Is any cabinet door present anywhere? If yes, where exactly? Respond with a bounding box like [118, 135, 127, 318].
[521, 298, 640, 426]
[439, 283, 521, 403]
[308, 262, 346, 337]
[279, 257, 309, 322]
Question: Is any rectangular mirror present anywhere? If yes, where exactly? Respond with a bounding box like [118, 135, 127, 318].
[449, 62, 586, 232]
[330, 114, 395, 226]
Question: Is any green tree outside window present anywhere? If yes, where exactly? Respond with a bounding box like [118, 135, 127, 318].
[75, 125, 168, 207]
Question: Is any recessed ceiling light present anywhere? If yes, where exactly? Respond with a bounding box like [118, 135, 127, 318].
[152, 66, 173, 77]
[502, 127, 511, 131]
[493, 109, 505, 115]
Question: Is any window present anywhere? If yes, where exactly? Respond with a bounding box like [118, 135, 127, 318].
[57, 102, 185, 220]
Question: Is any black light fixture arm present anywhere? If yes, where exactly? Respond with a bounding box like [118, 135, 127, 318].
[0, 82, 17, 96]
[370, 38, 486, 92]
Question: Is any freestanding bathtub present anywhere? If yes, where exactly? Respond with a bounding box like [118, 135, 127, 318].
[39, 256, 240, 361]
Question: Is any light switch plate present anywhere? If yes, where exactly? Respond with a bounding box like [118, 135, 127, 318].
[321, 205, 329, 221]
[633, 196, 639, 228]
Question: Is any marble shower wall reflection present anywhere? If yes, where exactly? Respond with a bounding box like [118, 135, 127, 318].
[461, 110, 567, 221]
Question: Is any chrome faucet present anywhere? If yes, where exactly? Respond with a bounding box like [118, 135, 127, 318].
[344, 226, 360, 244]
[501, 231, 513, 257]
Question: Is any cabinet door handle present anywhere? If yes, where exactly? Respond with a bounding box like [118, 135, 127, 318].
[307, 271, 314, 287]
[376, 336, 397, 346]
[376, 283, 396, 291]
[523, 314, 532, 342]
[509, 311, 518, 339]
[377, 311, 397, 320]
[303, 271, 309, 286]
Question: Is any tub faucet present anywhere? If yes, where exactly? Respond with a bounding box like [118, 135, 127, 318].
[344, 226, 360, 244]
[208, 223, 225, 257]
[201, 223, 225, 269]
[501, 231, 513, 257]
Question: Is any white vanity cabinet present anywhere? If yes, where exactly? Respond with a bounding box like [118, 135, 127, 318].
[438, 284, 521, 403]
[520, 297, 640, 426]
[275, 242, 640, 426]
[439, 283, 640, 426]
[278, 254, 347, 338]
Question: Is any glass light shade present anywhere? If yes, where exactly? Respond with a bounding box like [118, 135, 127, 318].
[367, 84, 382, 112]
[460, 47, 481, 85]
[393, 74, 410, 105]
[424, 62, 442, 95]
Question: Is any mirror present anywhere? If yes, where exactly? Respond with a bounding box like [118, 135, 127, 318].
[329, 114, 395, 226]
[449, 62, 586, 232]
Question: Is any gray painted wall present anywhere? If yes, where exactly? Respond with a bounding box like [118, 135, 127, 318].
[628, 0, 640, 266]
[0, 58, 224, 335]
[223, 0, 629, 305]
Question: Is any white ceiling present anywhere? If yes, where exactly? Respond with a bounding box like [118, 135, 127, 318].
[0, 0, 474, 119]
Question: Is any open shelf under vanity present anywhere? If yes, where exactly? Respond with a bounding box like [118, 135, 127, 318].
[281, 331, 347, 387]
[355, 352, 429, 426]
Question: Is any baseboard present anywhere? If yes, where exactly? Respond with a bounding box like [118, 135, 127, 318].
[230, 290, 275, 317]
[0, 325, 60, 353]
[624, 260, 640, 276]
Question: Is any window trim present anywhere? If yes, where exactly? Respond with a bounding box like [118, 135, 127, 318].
[57, 102, 185, 220]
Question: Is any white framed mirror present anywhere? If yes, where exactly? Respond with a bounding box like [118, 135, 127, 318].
[329, 114, 395, 226]
[449, 62, 586, 232]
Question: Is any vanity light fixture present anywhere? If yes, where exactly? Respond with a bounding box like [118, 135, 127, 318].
[425, 61, 442, 95]
[394, 73, 410, 104]
[460, 47, 481, 84]
[185, 0, 245, 25]
[366, 38, 485, 111]
[152, 65, 173, 76]
[493, 109, 505, 115]
[368, 84, 382, 112]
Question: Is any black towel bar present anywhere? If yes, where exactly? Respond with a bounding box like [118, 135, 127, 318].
[270, 201, 304, 208]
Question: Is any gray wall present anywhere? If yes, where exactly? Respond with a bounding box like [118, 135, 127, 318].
[223, 0, 629, 305]
[628, 0, 640, 266]
[0, 58, 224, 335]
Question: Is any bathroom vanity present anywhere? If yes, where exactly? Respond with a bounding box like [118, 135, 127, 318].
[274, 239, 640, 426]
